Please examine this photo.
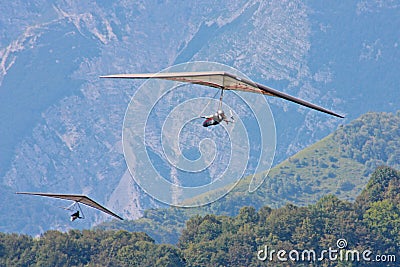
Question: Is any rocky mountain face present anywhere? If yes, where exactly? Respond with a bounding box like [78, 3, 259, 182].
[0, 1, 399, 234]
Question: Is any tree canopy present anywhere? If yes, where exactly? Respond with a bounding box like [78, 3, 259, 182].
[1, 166, 399, 266]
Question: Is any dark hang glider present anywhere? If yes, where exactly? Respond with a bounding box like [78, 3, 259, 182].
[16, 192, 123, 221]
[100, 71, 344, 118]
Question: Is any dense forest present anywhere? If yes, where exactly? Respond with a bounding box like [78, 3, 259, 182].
[1, 166, 399, 266]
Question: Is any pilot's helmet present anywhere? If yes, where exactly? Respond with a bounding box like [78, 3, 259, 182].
[217, 110, 224, 115]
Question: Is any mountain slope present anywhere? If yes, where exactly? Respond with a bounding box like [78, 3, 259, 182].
[189, 111, 400, 210]
[98, 111, 400, 243]
[1, 1, 399, 235]
[1, 166, 398, 266]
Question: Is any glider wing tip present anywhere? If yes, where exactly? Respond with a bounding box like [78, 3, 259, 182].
[99, 74, 121, 79]
[110, 213, 124, 220]
[15, 192, 30, 195]
[336, 113, 345, 119]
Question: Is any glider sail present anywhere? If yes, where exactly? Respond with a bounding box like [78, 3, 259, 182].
[16, 192, 123, 220]
[100, 71, 344, 118]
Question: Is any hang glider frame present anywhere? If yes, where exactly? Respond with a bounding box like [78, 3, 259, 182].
[16, 192, 123, 220]
[100, 71, 344, 118]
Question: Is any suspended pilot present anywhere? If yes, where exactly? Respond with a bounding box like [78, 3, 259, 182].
[202, 110, 227, 127]
[70, 211, 82, 221]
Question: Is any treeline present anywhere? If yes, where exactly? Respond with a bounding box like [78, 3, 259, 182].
[177, 166, 400, 266]
[333, 111, 400, 173]
[1, 166, 399, 266]
[0, 231, 185, 267]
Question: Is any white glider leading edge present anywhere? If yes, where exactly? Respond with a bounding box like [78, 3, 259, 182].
[100, 71, 344, 123]
[16, 192, 123, 221]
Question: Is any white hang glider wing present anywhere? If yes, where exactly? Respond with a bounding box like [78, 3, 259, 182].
[100, 71, 344, 118]
[16, 192, 123, 220]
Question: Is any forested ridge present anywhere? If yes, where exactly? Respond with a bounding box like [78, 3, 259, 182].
[98, 111, 400, 244]
[1, 166, 399, 266]
[192, 111, 400, 209]
[2, 111, 399, 266]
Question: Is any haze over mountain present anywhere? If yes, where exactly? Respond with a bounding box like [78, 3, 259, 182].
[1, 165, 398, 266]
[0, 1, 399, 234]
[97, 110, 400, 244]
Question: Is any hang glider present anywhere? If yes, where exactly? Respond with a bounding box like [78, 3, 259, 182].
[16, 192, 123, 221]
[100, 71, 344, 118]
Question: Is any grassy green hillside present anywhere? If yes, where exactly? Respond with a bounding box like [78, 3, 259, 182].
[98, 111, 400, 243]
[187, 111, 399, 210]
